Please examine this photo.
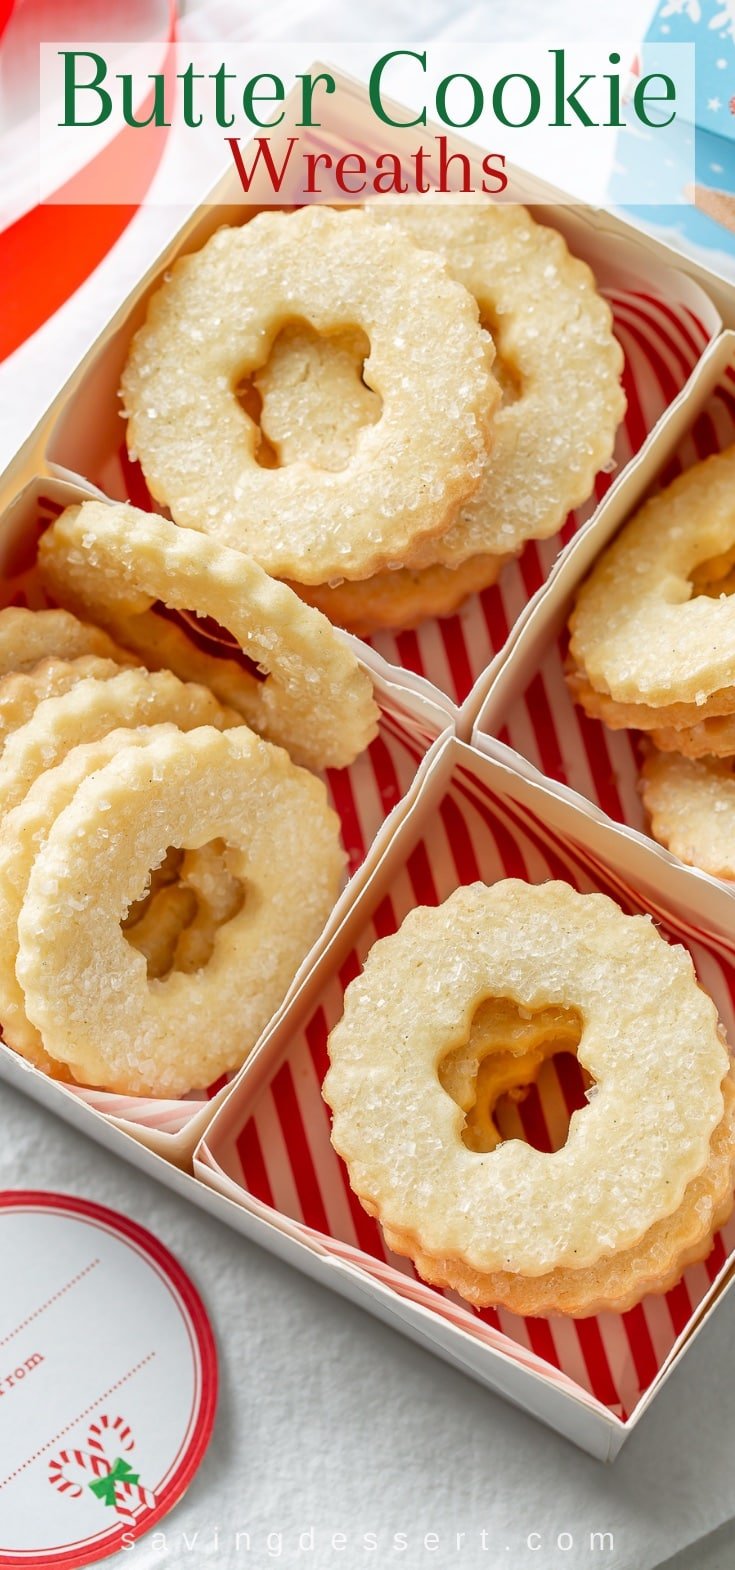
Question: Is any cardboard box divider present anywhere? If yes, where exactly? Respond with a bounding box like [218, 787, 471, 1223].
[3, 68, 735, 1453]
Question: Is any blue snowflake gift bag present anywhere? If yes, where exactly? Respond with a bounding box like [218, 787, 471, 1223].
[609, 1, 735, 277]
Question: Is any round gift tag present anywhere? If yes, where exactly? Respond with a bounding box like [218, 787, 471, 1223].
[0, 1191, 217, 1567]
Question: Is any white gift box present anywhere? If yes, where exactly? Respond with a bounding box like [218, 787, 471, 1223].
[4, 71, 735, 1458]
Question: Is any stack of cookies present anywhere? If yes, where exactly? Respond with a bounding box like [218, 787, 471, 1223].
[567, 445, 735, 881]
[324, 880, 735, 1317]
[0, 502, 379, 1098]
[120, 201, 626, 635]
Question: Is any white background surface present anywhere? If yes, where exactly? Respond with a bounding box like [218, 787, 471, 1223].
[2, 1, 735, 1567]
[2, 1083, 735, 1570]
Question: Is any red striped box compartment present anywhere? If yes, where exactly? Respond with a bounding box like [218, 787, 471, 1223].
[478, 364, 735, 842]
[201, 740, 735, 1427]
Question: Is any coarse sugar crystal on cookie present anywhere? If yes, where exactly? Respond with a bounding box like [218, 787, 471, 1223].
[121, 206, 499, 585]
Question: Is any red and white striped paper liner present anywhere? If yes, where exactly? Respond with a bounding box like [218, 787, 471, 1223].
[202, 745, 735, 1426]
[484, 364, 735, 841]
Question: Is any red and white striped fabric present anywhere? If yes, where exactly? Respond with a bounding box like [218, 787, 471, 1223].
[0, 0, 176, 363]
[485, 364, 735, 836]
[203, 749, 735, 1426]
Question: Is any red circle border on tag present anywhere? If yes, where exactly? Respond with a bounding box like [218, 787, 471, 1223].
[0, 1189, 218, 1568]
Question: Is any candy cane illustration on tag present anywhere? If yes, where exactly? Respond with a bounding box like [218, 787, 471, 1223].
[48, 1414, 156, 1527]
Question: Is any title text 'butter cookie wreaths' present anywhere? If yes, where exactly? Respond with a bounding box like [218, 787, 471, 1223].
[38, 501, 378, 771]
[324, 881, 735, 1317]
[120, 206, 499, 586]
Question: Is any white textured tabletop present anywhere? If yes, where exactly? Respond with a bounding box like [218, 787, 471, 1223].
[2, 1081, 735, 1570]
[2, 2, 735, 1566]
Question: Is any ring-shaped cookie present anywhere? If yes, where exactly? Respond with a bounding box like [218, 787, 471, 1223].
[0, 655, 129, 752]
[368, 199, 625, 568]
[641, 749, 735, 879]
[0, 606, 132, 673]
[566, 665, 735, 731]
[567, 665, 735, 756]
[121, 207, 497, 584]
[253, 322, 509, 630]
[324, 880, 728, 1277]
[569, 446, 735, 705]
[0, 724, 178, 1070]
[0, 666, 237, 817]
[383, 1072, 735, 1315]
[16, 726, 345, 1097]
[38, 501, 378, 770]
